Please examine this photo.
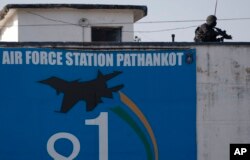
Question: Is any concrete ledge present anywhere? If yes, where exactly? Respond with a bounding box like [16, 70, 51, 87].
[0, 42, 250, 50]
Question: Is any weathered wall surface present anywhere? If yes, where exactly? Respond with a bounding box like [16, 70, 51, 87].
[196, 45, 250, 160]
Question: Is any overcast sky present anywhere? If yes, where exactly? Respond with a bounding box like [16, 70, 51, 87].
[1, 0, 250, 42]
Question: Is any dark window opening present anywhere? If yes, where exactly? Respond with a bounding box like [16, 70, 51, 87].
[91, 27, 122, 42]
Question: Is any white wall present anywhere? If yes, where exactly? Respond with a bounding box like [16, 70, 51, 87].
[0, 13, 18, 42]
[17, 9, 134, 42]
[196, 45, 250, 160]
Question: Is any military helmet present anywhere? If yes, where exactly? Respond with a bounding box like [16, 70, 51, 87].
[206, 15, 217, 25]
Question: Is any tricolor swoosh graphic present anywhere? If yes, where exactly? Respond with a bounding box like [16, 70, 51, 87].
[110, 91, 159, 160]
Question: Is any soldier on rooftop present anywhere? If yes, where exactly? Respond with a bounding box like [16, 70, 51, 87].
[194, 15, 232, 42]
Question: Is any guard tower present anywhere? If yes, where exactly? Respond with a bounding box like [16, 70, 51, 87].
[0, 4, 147, 42]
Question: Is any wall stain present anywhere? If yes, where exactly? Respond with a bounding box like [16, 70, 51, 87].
[232, 86, 245, 100]
[246, 68, 250, 74]
[197, 66, 203, 73]
[207, 52, 210, 77]
[232, 60, 240, 68]
[246, 75, 250, 84]
[230, 59, 243, 82]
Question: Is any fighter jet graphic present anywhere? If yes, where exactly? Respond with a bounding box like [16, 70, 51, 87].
[39, 70, 124, 113]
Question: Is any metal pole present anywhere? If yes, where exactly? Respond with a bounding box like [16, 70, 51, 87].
[171, 34, 175, 42]
[214, 0, 218, 15]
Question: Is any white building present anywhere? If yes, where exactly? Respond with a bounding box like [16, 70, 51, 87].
[0, 4, 147, 42]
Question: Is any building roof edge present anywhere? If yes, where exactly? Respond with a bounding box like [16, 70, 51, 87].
[0, 4, 147, 22]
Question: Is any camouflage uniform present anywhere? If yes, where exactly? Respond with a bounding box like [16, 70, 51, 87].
[194, 15, 220, 42]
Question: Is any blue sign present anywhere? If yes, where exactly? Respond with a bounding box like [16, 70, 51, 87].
[0, 48, 196, 160]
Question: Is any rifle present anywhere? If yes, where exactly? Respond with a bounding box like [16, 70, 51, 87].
[214, 27, 232, 42]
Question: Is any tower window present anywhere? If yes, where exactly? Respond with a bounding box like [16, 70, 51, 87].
[91, 27, 122, 42]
